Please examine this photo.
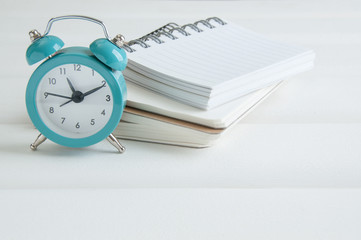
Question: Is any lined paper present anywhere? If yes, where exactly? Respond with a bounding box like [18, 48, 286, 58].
[124, 19, 315, 109]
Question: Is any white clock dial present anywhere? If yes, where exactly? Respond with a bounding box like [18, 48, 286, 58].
[36, 63, 114, 138]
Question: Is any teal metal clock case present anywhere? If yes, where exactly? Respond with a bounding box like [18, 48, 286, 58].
[25, 15, 128, 153]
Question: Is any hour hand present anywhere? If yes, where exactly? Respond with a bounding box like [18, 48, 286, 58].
[66, 77, 76, 93]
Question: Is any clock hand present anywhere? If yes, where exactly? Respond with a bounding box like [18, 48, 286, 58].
[83, 82, 106, 97]
[60, 90, 85, 107]
[60, 82, 105, 107]
[60, 78, 81, 107]
[60, 99, 73, 107]
[45, 92, 72, 99]
[66, 77, 76, 93]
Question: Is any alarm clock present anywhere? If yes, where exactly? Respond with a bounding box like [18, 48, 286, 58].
[25, 15, 128, 153]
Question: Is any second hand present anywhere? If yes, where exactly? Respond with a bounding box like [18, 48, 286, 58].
[45, 92, 71, 99]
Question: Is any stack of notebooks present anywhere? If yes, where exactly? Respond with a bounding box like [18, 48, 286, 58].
[114, 17, 315, 147]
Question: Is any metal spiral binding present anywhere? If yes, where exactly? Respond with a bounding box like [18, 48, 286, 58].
[122, 17, 227, 53]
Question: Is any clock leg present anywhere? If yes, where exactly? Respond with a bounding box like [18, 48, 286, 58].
[30, 133, 47, 151]
[107, 133, 125, 153]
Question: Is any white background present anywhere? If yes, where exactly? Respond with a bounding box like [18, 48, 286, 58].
[1, 0, 361, 239]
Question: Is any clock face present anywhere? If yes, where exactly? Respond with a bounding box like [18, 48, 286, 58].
[35, 63, 114, 139]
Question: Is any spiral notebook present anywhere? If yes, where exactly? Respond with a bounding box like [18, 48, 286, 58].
[121, 17, 315, 110]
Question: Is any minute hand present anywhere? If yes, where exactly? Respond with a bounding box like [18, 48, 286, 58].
[83, 83, 106, 97]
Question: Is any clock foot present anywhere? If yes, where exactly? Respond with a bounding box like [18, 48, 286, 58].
[107, 133, 125, 153]
[30, 133, 47, 151]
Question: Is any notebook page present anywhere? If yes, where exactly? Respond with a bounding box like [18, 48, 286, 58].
[127, 21, 310, 90]
[125, 81, 278, 128]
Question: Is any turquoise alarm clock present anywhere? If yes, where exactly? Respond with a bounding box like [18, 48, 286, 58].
[25, 16, 128, 153]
